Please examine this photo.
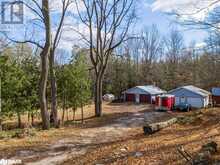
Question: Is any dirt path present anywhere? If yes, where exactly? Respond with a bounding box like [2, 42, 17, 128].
[11, 111, 174, 165]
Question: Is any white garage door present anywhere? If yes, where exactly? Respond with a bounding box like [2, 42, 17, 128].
[186, 97, 203, 108]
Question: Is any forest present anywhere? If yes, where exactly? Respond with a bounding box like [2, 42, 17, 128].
[1, 27, 220, 129]
[0, 0, 220, 164]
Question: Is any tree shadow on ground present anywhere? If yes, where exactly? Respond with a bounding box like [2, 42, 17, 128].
[64, 123, 220, 165]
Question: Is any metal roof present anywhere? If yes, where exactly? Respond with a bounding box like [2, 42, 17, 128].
[212, 87, 220, 96]
[169, 85, 211, 97]
[158, 94, 175, 98]
[138, 86, 166, 95]
[123, 85, 166, 95]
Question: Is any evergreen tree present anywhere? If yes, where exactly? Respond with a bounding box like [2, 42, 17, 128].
[57, 50, 91, 123]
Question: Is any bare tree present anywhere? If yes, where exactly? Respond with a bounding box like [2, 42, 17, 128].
[75, 0, 136, 116]
[49, 0, 73, 128]
[39, 0, 51, 130]
[172, 1, 220, 31]
[122, 37, 141, 84]
[164, 29, 184, 89]
[170, 1, 220, 86]
[140, 25, 162, 84]
[164, 29, 184, 64]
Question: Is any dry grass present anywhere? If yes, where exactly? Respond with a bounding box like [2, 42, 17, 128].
[2, 103, 147, 129]
[0, 103, 148, 159]
[1, 103, 220, 165]
[62, 108, 220, 165]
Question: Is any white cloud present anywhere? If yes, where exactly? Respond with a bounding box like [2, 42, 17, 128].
[20, 0, 86, 51]
[151, 0, 220, 21]
[50, 0, 85, 14]
[23, 0, 85, 20]
[57, 23, 89, 50]
[0, 0, 87, 54]
[4, 0, 113, 53]
[195, 42, 206, 48]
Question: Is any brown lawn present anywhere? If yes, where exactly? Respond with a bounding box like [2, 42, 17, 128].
[0, 103, 220, 165]
[62, 108, 220, 165]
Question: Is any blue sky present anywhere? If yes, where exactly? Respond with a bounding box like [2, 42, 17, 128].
[0, 0, 215, 50]
[137, 0, 208, 46]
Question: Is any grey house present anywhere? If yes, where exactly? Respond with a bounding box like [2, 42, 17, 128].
[168, 85, 211, 108]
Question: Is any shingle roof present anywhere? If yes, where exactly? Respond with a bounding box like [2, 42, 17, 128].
[170, 85, 211, 97]
[212, 87, 220, 96]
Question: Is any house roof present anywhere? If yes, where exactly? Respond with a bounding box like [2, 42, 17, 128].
[158, 94, 175, 98]
[212, 87, 220, 96]
[123, 85, 166, 95]
[169, 85, 211, 97]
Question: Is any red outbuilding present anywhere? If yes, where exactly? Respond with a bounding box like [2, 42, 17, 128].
[122, 85, 166, 104]
[155, 94, 175, 111]
[212, 87, 220, 105]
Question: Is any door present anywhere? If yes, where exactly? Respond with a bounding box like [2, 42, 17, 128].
[140, 94, 151, 103]
[135, 94, 140, 103]
[180, 97, 187, 103]
[126, 94, 135, 102]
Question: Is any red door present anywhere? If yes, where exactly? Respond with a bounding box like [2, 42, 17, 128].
[140, 94, 151, 103]
[126, 94, 135, 102]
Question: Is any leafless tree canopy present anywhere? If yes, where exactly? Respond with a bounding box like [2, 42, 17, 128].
[75, 0, 136, 116]
[171, 0, 220, 31]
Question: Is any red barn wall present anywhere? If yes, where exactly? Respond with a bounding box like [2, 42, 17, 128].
[125, 94, 135, 102]
[140, 94, 151, 103]
[213, 96, 220, 104]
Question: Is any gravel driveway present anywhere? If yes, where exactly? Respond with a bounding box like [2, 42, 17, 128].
[11, 109, 174, 165]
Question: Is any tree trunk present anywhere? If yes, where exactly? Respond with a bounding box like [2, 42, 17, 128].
[73, 107, 76, 121]
[49, 49, 59, 127]
[31, 112, 34, 126]
[28, 112, 30, 123]
[81, 103, 84, 124]
[95, 76, 102, 117]
[39, 50, 50, 130]
[62, 91, 66, 124]
[0, 77, 2, 131]
[17, 112, 21, 128]
[39, 0, 51, 130]
[62, 107, 65, 124]
[0, 118, 2, 131]
[66, 109, 69, 121]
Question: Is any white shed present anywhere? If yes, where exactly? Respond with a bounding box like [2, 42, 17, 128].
[168, 85, 211, 108]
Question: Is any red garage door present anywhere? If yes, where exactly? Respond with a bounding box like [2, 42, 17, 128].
[140, 94, 151, 103]
[126, 94, 135, 102]
[213, 96, 220, 104]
